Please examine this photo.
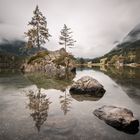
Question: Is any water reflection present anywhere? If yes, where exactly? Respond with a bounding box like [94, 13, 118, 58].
[0, 69, 31, 88]
[71, 93, 104, 102]
[59, 91, 72, 115]
[24, 71, 75, 91]
[93, 66, 140, 104]
[26, 88, 51, 132]
[0, 68, 140, 140]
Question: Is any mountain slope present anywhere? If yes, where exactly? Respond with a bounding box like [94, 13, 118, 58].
[0, 39, 47, 56]
[0, 40, 26, 56]
[0, 39, 47, 68]
[94, 24, 140, 64]
[123, 23, 140, 43]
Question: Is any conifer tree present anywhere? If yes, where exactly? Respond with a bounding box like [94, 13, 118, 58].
[59, 24, 76, 51]
[25, 5, 51, 49]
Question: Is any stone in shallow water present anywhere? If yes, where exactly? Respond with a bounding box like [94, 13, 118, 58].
[93, 105, 139, 134]
[69, 76, 105, 95]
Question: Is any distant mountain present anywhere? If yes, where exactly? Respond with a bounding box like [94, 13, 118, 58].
[111, 23, 140, 52]
[0, 39, 47, 68]
[0, 40, 26, 56]
[93, 24, 140, 64]
[123, 23, 140, 43]
[0, 39, 46, 56]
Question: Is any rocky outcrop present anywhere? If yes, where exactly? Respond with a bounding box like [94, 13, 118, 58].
[21, 48, 76, 78]
[94, 105, 139, 133]
[22, 61, 66, 78]
[69, 76, 105, 95]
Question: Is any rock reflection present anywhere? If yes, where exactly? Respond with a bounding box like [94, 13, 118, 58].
[70, 94, 104, 102]
[24, 71, 76, 91]
[27, 88, 51, 132]
[59, 91, 72, 115]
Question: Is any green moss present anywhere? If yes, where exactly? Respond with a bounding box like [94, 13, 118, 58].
[27, 50, 49, 64]
[53, 55, 66, 66]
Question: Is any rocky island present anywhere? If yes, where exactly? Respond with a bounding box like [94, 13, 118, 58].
[21, 48, 76, 78]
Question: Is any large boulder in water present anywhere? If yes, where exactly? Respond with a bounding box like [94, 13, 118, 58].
[94, 105, 139, 133]
[69, 76, 105, 95]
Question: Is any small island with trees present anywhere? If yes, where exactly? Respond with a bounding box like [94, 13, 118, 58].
[0, 2, 140, 140]
[21, 5, 77, 78]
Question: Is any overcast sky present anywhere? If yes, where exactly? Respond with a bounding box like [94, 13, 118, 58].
[0, 0, 140, 58]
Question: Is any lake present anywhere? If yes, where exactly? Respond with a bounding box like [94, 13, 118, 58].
[0, 66, 140, 140]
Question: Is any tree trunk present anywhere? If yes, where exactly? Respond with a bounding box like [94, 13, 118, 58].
[65, 42, 66, 51]
[65, 36, 66, 51]
[37, 24, 40, 49]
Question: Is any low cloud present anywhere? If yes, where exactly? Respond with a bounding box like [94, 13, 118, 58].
[0, 0, 140, 58]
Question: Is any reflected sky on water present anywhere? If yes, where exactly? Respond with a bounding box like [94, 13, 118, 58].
[0, 67, 140, 140]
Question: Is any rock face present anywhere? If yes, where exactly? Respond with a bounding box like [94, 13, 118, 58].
[21, 48, 76, 78]
[94, 105, 139, 133]
[23, 61, 66, 78]
[69, 76, 105, 95]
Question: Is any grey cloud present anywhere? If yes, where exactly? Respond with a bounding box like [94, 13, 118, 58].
[0, 0, 140, 58]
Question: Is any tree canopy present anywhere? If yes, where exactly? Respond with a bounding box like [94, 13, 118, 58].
[25, 5, 51, 49]
[59, 24, 76, 51]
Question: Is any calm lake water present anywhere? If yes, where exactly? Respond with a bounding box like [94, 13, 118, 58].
[0, 67, 140, 140]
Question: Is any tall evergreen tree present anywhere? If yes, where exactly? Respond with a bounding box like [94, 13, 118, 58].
[25, 5, 51, 49]
[59, 24, 76, 51]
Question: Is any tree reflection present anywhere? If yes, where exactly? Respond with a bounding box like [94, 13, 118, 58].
[27, 88, 51, 132]
[59, 90, 72, 115]
[95, 66, 140, 104]
[25, 71, 75, 91]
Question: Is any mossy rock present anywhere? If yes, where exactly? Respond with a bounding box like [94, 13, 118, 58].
[27, 50, 49, 64]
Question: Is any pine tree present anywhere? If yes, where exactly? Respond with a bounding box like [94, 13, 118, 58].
[59, 24, 76, 51]
[25, 5, 51, 49]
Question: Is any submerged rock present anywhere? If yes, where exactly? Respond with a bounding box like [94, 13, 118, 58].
[94, 105, 139, 134]
[69, 76, 105, 95]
